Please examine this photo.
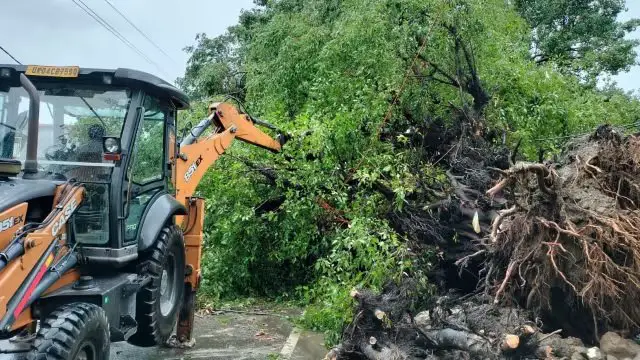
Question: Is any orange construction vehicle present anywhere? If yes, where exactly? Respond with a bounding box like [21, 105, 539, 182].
[0, 64, 285, 359]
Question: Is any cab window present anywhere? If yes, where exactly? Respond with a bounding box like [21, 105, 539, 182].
[129, 96, 166, 185]
[124, 95, 168, 243]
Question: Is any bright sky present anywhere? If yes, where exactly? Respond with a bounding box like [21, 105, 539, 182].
[0, 0, 638, 91]
[0, 0, 255, 84]
[613, 1, 640, 92]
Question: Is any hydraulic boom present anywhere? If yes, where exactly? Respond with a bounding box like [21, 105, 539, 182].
[172, 101, 286, 343]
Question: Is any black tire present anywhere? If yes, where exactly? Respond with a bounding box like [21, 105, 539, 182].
[27, 302, 110, 360]
[128, 225, 185, 347]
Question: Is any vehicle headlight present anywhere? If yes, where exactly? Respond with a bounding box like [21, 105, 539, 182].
[103, 137, 121, 154]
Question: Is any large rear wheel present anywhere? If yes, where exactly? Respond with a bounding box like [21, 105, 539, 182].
[128, 225, 185, 347]
[27, 302, 110, 360]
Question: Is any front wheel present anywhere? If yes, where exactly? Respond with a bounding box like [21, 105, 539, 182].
[27, 302, 110, 360]
[127, 225, 185, 347]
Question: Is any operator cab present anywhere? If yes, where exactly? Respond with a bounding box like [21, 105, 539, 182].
[0, 65, 189, 266]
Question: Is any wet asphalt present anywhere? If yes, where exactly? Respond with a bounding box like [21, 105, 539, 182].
[111, 311, 327, 360]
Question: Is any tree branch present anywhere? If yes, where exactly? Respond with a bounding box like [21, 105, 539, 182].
[416, 54, 461, 87]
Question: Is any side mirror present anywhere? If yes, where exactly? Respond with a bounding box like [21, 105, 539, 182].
[103, 136, 122, 161]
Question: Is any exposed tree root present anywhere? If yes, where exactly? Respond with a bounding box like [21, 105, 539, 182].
[333, 127, 640, 360]
[483, 126, 640, 340]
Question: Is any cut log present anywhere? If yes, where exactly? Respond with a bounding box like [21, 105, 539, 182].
[501, 334, 520, 351]
[521, 325, 536, 336]
[421, 328, 496, 358]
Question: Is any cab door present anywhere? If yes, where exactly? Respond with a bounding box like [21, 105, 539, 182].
[123, 95, 173, 245]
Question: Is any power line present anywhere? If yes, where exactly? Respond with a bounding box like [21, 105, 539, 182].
[102, 0, 176, 63]
[0, 46, 22, 65]
[71, 0, 154, 66]
[71, 0, 168, 77]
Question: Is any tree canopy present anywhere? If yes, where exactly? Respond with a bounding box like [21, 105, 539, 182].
[515, 0, 640, 82]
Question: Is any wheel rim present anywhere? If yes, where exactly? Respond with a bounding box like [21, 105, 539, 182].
[75, 342, 95, 360]
[160, 253, 177, 317]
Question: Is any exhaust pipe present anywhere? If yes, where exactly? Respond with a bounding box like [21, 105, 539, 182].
[19, 73, 39, 174]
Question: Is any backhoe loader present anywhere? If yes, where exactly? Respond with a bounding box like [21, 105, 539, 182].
[0, 64, 286, 359]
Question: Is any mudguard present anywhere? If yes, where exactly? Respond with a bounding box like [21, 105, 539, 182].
[138, 193, 187, 251]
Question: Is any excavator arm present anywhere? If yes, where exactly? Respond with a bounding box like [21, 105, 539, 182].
[174, 102, 284, 201]
[172, 101, 285, 343]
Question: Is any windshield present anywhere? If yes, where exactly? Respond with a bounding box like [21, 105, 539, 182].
[0, 83, 131, 182]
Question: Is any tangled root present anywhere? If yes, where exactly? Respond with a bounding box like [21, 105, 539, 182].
[485, 127, 640, 339]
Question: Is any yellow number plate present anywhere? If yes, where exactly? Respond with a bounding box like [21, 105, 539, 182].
[25, 65, 79, 78]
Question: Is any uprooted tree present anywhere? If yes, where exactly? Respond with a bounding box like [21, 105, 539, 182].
[177, 0, 640, 352]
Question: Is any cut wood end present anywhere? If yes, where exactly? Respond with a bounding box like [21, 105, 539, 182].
[501, 334, 520, 351]
[374, 309, 386, 320]
[534, 345, 553, 359]
[521, 325, 536, 335]
[324, 349, 339, 360]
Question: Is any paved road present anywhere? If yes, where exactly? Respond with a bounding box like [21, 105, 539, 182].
[112, 311, 327, 360]
[0, 309, 326, 359]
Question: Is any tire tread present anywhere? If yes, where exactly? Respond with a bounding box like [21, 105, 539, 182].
[128, 225, 184, 347]
[27, 302, 109, 360]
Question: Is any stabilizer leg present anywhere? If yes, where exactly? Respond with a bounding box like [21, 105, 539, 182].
[175, 197, 204, 347]
[177, 284, 196, 344]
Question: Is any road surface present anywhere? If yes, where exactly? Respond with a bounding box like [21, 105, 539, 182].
[0, 310, 327, 360]
[112, 310, 327, 360]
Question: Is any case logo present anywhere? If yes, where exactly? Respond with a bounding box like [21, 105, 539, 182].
[184, 156, 203, 183]
[51, 198, 79, 236]
[0, 215, 23, 232]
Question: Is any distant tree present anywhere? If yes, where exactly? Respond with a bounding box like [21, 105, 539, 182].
[515, 0, 640, 82]
[175, 5, 272, 100]
[176, 32, 243, 100]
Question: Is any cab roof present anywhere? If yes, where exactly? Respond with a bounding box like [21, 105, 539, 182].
[0, 64, 190, 110]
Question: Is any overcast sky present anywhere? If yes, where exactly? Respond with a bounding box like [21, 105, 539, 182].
[0, 0, 638, 92]
[0, 0, 254, 83]
[612, 0, 640, 92]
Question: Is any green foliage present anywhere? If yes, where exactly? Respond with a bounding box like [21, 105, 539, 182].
[129, 118, 164, 184]
[484, 53, 640, 158]
[179, 0, 640, 340]
[515, 0, 640, 82]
